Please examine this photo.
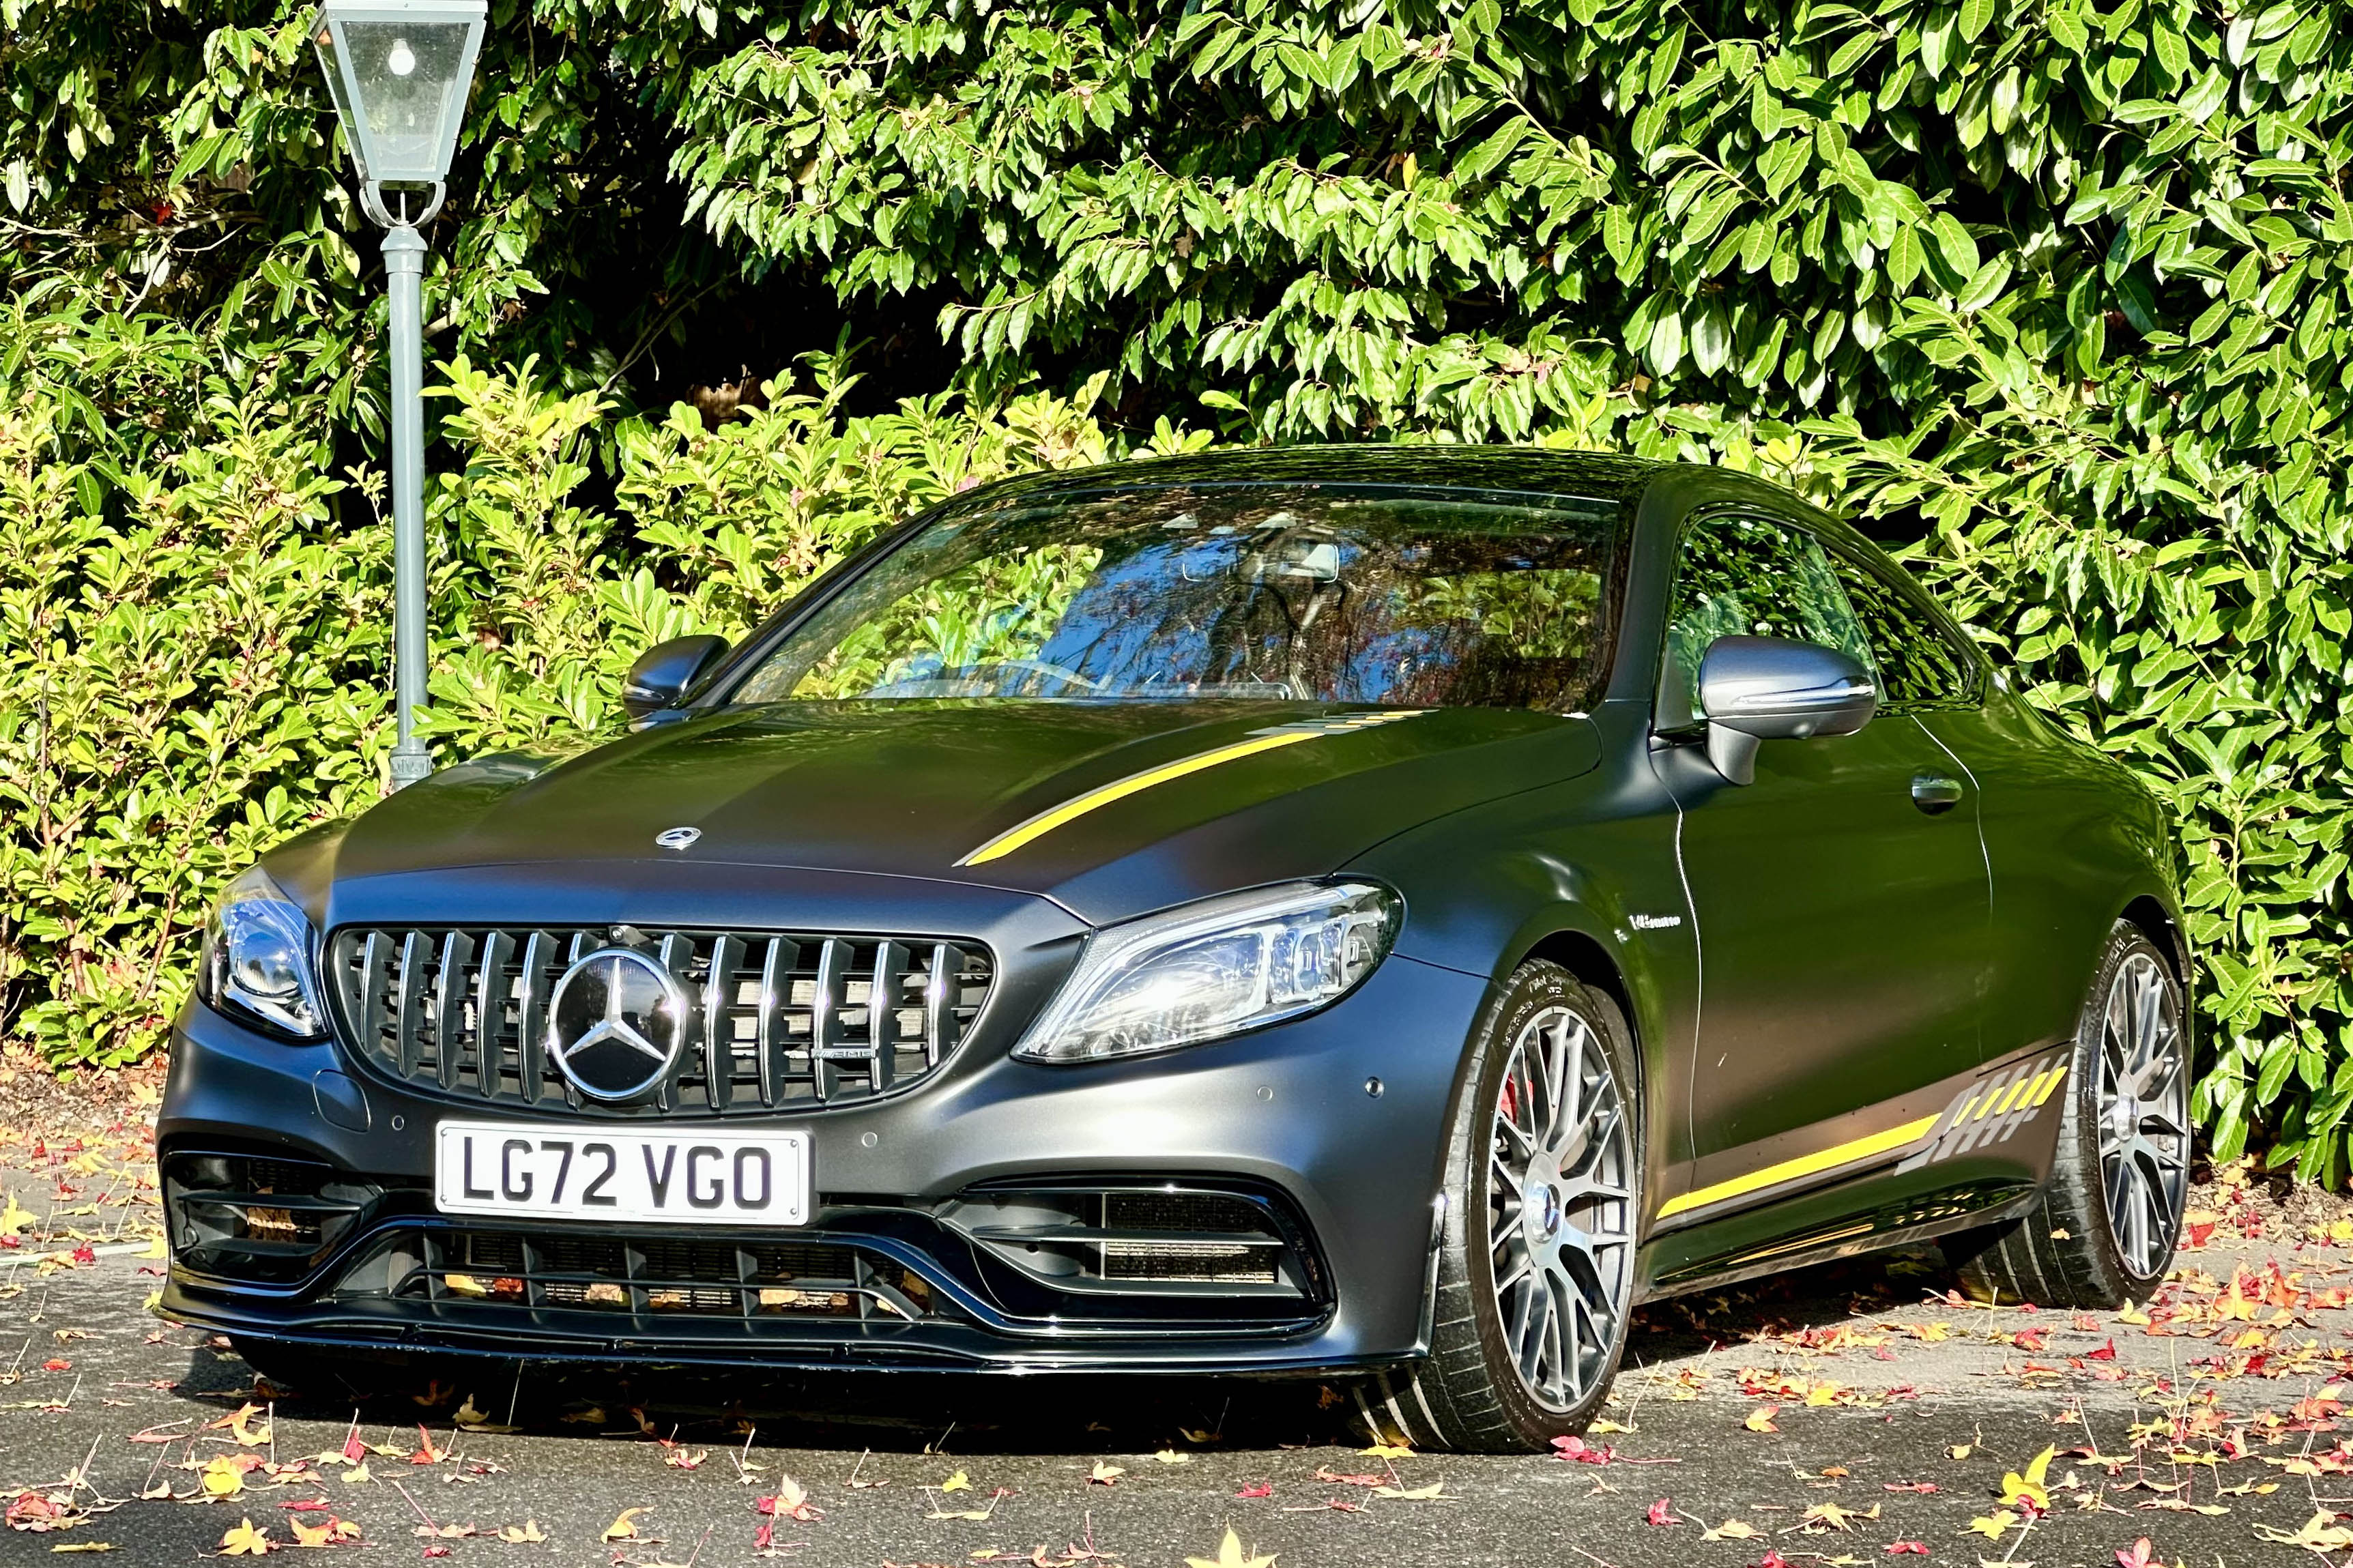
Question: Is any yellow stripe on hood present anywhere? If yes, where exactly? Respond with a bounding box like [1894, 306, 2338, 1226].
[955, 710, 1427, 867]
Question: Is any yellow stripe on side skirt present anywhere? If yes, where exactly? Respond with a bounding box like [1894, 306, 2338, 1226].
[2030, 1064, 2068, 1105]
[1657, 1114, 1944, 1220]
[956, 730, 1325, 867]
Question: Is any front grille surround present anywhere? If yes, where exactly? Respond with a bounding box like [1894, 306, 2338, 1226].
[327, 925, 993, 1118]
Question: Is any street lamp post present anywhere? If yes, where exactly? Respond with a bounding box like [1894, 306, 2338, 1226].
[313, 0, 487, 791]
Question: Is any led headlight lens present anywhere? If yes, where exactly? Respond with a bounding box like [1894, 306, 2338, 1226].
[1014, 881, 1400, 1064]
[196, 867, 328, 1040]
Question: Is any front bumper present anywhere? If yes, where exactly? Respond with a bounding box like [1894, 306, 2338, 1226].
[158, 953, 1486, 1375]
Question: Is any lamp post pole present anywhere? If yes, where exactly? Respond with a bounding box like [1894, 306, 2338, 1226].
[311, 0, 487, 792]
[383, 222, 432, 789]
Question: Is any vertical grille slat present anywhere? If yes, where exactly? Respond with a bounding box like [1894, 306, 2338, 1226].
[328, 925, 990, 1118]
[867, 940, 905, 1093]
[756, 937, 797, 1107]
[393, 932, 431, 1078]
[358, 931, 392, 1062]
[515, 931, 558, 1105]
[702, 933, 744, 1112]
[433, 930, 476, 1092]
[923, 942, 953, 1068]
[810, 938, 850, 1104]
[473, 929, 515, 1101]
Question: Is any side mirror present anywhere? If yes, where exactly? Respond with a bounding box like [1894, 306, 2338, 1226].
[622, 635, 732, 718]
[1696, 634, 1877, 785]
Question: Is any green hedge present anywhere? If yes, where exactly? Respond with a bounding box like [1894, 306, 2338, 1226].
[3, 1, 2350, 1180]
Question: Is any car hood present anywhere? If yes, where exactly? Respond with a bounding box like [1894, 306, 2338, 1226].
[301, 700, 1600, 925]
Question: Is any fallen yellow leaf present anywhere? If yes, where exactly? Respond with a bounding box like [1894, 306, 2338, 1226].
[1963, 1509, 2019, 1541]
[217, 1520, 274, 1556]
[1185, 1528, 1275, 1568]
[599, 1507, 648, 1543]
[1998, 1445, 2057, 1511]
[1370, 1479, 1454, 1501]
[2255, 1511, 2353, 1552]
[1744, 1404, 1780, 1433]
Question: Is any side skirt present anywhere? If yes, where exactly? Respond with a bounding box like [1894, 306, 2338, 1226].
[1638, 1178, 2038, 1301]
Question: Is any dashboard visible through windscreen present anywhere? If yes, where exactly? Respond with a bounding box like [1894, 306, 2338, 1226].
[727, 484, 1621, 711]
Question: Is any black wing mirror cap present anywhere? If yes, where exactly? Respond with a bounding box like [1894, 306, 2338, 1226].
[1697, 634, 1878, 785]
[622, 635, 732, 719]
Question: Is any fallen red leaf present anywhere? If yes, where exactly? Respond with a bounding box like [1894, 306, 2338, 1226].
[38, 1359, 68, 1372]
[1550, 1434, 1615, 1465]
[1645, 1498, 1676, 1527]
[1885, 1545, 1928, 1557]
[2085, 1337, 2118, 1361]
[1234, 1482, 1273, 1500]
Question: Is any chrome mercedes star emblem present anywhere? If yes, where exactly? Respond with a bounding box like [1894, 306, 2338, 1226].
[544, 947, 689, 1101]
[654, 826, 702, 851]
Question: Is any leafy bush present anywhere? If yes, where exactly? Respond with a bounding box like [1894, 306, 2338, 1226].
[0, 350, 1129, 1066]
[3, 0, 2350, 1179]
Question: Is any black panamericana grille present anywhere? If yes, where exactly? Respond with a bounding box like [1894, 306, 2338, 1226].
[327, 927, 992, 1116]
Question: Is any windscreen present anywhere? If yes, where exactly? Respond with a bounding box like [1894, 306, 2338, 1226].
[727, 482, 1619, 711]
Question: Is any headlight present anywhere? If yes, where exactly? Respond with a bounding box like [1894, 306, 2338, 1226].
[195, 867, 328, 1040]
[1013, 881, 1400, 1064]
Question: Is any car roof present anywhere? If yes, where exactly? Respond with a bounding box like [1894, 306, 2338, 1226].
[961, 444, 1673, 510]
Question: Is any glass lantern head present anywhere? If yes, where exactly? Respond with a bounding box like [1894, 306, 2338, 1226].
[313, 0, 487, 188]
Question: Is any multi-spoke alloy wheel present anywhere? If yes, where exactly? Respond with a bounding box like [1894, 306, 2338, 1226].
[1945, 923, 2190, 1309]
[2096, 952, 2189, 1279]
[1486, 1005, 1634, 1412]
[1354, 961, 1642, 1453]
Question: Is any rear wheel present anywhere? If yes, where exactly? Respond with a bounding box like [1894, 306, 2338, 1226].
[1356, 961, 1639, 1452]
[1945, 923, 2189, 1307]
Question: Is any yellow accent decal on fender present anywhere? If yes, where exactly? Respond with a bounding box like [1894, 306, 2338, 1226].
[955, 712, 1426, 867]
[1990, 1076, 2031, 1116]
[2030, 1064, 2068, 1105]
[1658, 1114, 1944, 1220]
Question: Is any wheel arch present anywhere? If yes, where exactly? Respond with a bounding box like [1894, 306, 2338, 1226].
[2119, 893, 2190, 983]
[1518, 927, 1639, 1060]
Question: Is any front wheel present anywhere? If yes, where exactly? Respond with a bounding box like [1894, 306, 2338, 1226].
[1945, 922, 2190, 1307]
[1357, 961, 1640, 1452]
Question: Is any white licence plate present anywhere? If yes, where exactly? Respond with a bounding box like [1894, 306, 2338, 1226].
[433, 1122, 811, 1225]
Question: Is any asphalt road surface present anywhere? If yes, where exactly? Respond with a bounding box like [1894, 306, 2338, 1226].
[0, 1150, 2344, 1567]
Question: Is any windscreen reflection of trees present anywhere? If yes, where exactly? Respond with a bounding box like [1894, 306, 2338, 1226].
[736, 492, 1610, 710]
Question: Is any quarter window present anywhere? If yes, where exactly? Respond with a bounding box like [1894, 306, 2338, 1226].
[1656, 514, 1871, 731]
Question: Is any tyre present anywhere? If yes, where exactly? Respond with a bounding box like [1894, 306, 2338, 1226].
[1945, 922, 2190, 1308]
[1355, 961, 1640, 1452]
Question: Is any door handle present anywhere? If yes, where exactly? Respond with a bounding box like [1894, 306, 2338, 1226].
[1911, 774, 1965, 814]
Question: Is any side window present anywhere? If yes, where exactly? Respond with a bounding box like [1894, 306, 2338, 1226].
[1824, 553, 1979, 712]
[1656, 514, 1873, 731]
